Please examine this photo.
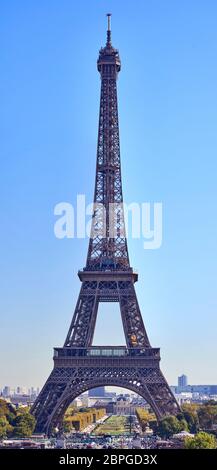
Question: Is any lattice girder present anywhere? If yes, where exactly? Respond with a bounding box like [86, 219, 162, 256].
[64, 275, 150, 349]
[31, 357, 179, 435]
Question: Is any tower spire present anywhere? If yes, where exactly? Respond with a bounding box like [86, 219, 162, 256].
[106, 13, 112, 46]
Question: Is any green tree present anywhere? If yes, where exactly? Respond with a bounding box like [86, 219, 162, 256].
[182, 410, 199, 433]
[185, 432, 217, 449]
[0, 399, 16, 421]
[63, 421, 72, 433]
[157, 416, 188, 439]
[0, 400, 16, 438]
[0, 400, 10, 418]
[13, 413, 36, 437]
[0, 416, 13, 438]
[198, 405, 217, 429]
[135, 408, 156, 431]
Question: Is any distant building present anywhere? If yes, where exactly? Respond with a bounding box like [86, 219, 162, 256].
[94, 400, 114, 414]
[192, 385, 217, 395]
[173, 382, 217, 396]
[71, 397, 83, 408]
[10, 395, 33, 406]
[175, 392, 193, 405]
[79, 394, 92, 407]
[2, 386, 11, 397]
[178, 375, 188, 388]
[95, 394, 138, 415]
[114, 396, 136, 415]
[88, 387, 105, 397]
[105, 391, 117, 398]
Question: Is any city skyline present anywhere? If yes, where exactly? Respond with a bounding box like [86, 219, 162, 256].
[2, 377, 217, 393]
[1, 0, 217, 390]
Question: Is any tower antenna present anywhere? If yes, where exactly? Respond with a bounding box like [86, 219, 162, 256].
[107, 13, 112, 45]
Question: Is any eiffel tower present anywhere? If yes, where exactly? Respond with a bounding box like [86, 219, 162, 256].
[31, 14, 179, 435]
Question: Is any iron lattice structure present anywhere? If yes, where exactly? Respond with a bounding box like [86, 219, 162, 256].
[31, 16, 179, 435]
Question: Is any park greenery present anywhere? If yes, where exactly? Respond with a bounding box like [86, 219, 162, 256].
[0, 399, 35, 438]
[63, 407, 106, 432]
[136, 401, 217, 448]
[93, 415, 130, 435]
[184, 431, 217, 449]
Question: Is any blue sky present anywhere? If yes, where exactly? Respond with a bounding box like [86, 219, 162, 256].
[0, 0, 217, 389]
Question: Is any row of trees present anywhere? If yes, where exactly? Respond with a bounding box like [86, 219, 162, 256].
[149, 402, 217, 437]
[135, 408, 156, 431]
[63, 407, 106, 432]
[0, 399, 35, 438]
[136, 402, 217, 449]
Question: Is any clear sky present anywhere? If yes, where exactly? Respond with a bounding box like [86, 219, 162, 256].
[1, 0, 217, 390]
